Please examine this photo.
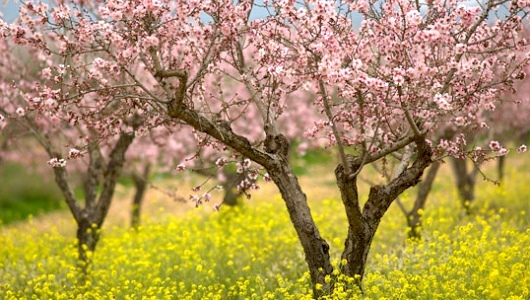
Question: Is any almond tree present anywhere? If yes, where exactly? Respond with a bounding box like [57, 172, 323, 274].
[0, 22, 144, 272]
[3, 0, 528, 297]
[234, 1, 528, 294]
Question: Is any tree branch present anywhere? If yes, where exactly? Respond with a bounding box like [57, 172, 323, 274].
[53, 167, 82, 222]
[84, 145, 103, 210]
[94, 131, 135, 225]
[319, 80, 351, 174]
[175, 106, 273, 167]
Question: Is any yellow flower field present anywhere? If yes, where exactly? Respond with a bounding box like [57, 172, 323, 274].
[1, 161, 529, 299]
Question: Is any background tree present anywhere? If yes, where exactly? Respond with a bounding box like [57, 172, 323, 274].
[0, 22, 148, 272]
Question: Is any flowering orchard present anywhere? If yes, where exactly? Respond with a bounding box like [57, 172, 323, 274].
[1, 0, 529, 297]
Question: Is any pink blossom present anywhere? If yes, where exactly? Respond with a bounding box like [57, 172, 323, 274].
[202, 193, 212, 202]
[406, 10, 422, 27]
[16, 107, 25, 116]
[175, 164, 186, 172]
[517, 145, 527, 153]
[454, 116, 466, 127]
[143, 35, 159, 49]
[44, 98, 57, 108]
[190, 195, 200, 207]
[41, 68, 52, 79]
[213, 203, 221, 212]
[498, 148, 508, 156]
[47, 157, 66, 168]
[393, 74, 405, 86]
[489, 141, 501, 151]
[433, 94, 452, 111]
[215, 157, 228, 167]
[68, 148, 83, 159]
[243, 158, 251, 168]
[248, 171, 258, 181]
[263, 173, 272, 182]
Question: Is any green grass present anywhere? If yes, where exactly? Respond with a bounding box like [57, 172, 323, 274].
[0, 163, 63, 225]
[0, 159, 529, 299]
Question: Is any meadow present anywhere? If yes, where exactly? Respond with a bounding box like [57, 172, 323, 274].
[1, 157, 529, 299]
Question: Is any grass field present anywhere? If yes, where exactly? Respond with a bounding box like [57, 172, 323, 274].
[1, 156, 529, 299]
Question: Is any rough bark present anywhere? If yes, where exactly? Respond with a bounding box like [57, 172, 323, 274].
[131, 163, 151, 230]
[407, 161, 441, 239]
[267, 159, 333, 297]
[334, 164, 366, 288]
[76, 216, 100, 275]
[336, 139, 432, 288]
[450, 157, 478, 214]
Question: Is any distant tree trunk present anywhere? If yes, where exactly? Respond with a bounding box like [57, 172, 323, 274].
[450, 157, 478, 214]
[406, 161, 441, 239]
[221, 170, 242, 206]
[222, 182, 239, 206]
[194, 168, 247, 207]
[336, 139, 432, 289]
[131, 163, 151, 230]
[497, 155, 505, 183]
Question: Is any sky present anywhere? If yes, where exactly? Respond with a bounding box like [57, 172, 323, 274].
[1, 1, 20, 23]
[0, 0, 272, 23]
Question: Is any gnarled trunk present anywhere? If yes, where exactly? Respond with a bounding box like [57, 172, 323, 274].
[267, 159, 333, 297]
[131, 164, 151, 230]
[336, 139, 432, 289]
[450, 157, 478, 214]
[76, 215, 101, 274]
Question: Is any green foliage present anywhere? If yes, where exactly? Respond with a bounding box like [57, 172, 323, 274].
[291, 148, 334, 176]
[0, 165, 529, 299]
[0, 163, 63, 225]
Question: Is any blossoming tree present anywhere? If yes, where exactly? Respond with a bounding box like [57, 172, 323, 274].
[2, 0, 529, 297]
[0, 28, 147, 272]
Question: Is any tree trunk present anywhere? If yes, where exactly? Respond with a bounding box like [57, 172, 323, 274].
[336, 139, 432, 289]
[407, 161, 441, 239]
[497, 155, 505, 183]
[51, 131, 135, 275]
[221, 170, 245, 206]
[450, 157, 477, 214]
[131, 164, 151, 230]
[76, 215, 100, 275]
[267, 159, 333, 297]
